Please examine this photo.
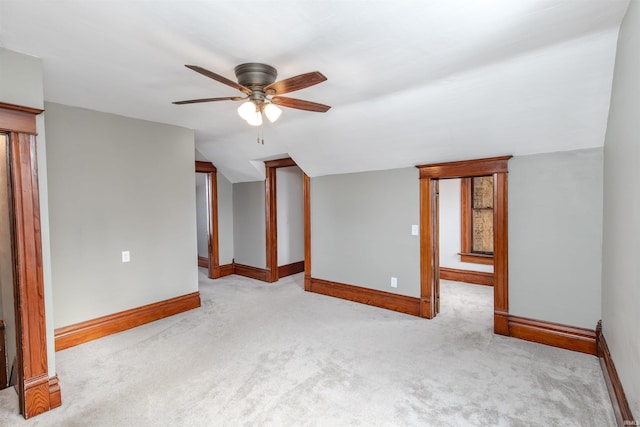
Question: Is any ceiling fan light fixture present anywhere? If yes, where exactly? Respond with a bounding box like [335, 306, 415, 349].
[237, 101, 257, 121]
[246, 110, 263, 127]
[264, 103, 282, 123]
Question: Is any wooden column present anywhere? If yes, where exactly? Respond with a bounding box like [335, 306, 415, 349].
[1, 102, 61, 418]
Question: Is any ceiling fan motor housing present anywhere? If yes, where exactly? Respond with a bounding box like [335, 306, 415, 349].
[234, 63, 277, 88]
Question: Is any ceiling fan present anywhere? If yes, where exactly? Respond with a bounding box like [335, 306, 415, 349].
[173, 63, 330, 127]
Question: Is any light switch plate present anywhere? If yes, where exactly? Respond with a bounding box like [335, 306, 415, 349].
[122, 251, 130, 263]
[411, 224, 419, 236]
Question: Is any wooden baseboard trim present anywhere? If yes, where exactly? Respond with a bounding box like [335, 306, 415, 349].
[217, 263, 234, 278]
[278, 261, 305, 278]
[440, 267, 494, 286]
[55, 292, 201, 351]
[24, 374, 52, 418]
[508, 315, 596, 355]
[48, 376, 61, 409]
[308, 277, 420, 316]
[596, 321, 636, 426]
[232, 263, 269, 282]
[494, 309, 509, 336]
[197, 256, 208, 268]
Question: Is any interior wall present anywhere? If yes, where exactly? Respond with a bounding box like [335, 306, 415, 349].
[233, 181, 266, 268]
[601, 0, 639, 418]
[195, 173, 208, 258]
[311, 167, 420, 297]
[45, 102, 198, 328]
[276, 166, 304, 266]
[0, 135, 17, 384]
[217, 172, 234, 266]
[0, 47, 55, 376]
[509, 148, 603, 329]
[438, 178, 493, 273]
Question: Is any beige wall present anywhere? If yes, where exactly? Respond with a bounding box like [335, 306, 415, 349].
[45, 102, 198, 327]
[602, 0, 640, 419]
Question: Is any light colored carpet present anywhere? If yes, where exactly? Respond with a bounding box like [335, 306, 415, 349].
[0, 272, 615, 426]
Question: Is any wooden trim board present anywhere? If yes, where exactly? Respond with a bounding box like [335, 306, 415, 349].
[55, 292, 201, 351]
[439, 267, 494, 286]
[232, 263, 270, 282]
[596, 321, 636, 427]
[264, 166, 278, 283]
[459, 253, 494, 265]
[48, 376, 61, 409]
[197, 256, 208, 268]
[195, 161, 219, 279]
[278, 261, 305, 278]
[508, 315, 596, 355]
[4, 104, 59, 419]
[308, 277, 420, 317]
[303, 173, 311, 292]
[417, 156, 511, 334]
[0, 320, 6, 389]
[216, 263, 234, 278]
[265, 158, 297, 168]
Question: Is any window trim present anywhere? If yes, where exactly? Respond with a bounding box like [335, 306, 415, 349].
[460, 177, 494, 265]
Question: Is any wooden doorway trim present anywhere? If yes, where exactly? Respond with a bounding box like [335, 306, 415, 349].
[416, 156, 511, 335]
[195, 161, 220, 279]
[1, 102, 61, 418]
[264, 157, 299, 283]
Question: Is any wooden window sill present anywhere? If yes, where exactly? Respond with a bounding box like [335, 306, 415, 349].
[459, 252, 494, 265]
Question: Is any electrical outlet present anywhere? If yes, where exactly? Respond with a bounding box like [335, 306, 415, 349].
[411, 224, 419, 236]
[121, 251, 130, 263]
[391, 277, 398, 288]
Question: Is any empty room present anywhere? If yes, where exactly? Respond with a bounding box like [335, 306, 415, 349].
[0, 1, 637, 426]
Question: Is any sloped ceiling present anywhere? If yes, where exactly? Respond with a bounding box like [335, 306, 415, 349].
[0, 0, 629, 182]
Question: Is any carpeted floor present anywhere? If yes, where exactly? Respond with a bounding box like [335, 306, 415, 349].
[0, 271, 615, 426]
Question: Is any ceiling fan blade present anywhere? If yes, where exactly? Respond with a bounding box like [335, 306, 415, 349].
[264, 71, 327, 95]
[271, 96, 331, 112]
[173, 96, 245, 105]
[185, 65, 252, 95]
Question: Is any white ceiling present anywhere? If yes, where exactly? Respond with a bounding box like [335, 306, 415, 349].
[0, 0, 630, 182]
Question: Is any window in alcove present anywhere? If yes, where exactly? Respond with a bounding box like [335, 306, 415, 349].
[460, 176, 494, 265]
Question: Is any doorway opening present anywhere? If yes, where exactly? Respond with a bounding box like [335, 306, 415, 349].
[437, 177, 494, 326]
[416, 156, 511, 335]
[195, 161, 220, 279]
[0, 132, 16, 391]
[264, 158, 306, 283]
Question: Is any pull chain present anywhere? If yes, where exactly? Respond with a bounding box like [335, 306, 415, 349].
[256, 120, 265, 144]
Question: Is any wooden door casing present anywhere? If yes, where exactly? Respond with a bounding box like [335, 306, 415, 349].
[416, 156, 511, 334]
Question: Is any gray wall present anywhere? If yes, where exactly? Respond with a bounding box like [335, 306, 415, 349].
[509, 148, 603, 329]
[45, 102, 198, 327]
[0, 48, 44, 108]
[233, 181, 266, 268]
[311, 152, 604, 330]
[217, 173, 234, 266]
[311, 167, 420, 297]
[195, 173, 209, 258]
[602, 0, 640, 418]
[277, 166, 304, 266]
[0, 48, 56, 376]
